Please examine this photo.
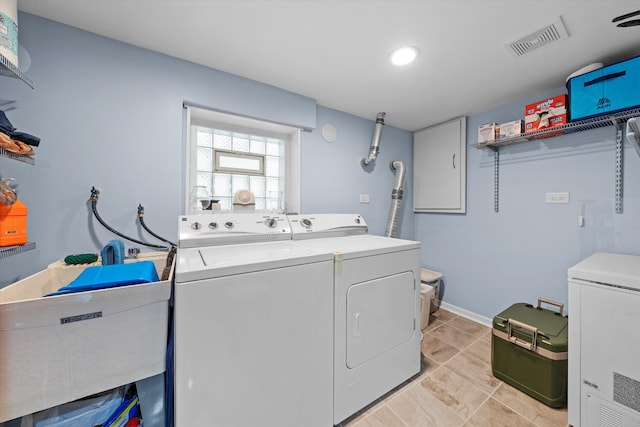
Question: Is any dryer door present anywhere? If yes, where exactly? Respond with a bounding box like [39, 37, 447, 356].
[346, 271, 416, 368]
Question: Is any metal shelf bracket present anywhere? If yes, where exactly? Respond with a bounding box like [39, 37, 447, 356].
[489, 146, 499, 212]
[477, 107, 640, 214]
[615, 122, 624, 214]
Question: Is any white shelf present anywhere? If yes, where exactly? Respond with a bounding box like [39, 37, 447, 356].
[0, 146, 35, 165]
[476, 106, 640, 149]
[0, 242, 36, 259]
[0, 53, 34, 89]
[476, 106, 640, 213]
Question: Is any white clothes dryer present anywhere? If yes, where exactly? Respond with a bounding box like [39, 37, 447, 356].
[288, 214, 422, 424]
[174, 213, 334, 427]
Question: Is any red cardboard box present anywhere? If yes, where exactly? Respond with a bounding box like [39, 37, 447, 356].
[525, 95, 567, 116]
[525, 94, 568, 133]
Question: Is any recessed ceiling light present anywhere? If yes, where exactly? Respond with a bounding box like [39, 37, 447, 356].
[390, 46, 419, 66]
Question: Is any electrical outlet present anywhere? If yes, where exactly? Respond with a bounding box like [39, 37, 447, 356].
[545, 192, 570, 204]
[359, 194, 370, 204]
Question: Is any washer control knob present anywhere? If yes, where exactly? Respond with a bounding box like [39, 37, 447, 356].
[225, 221, 234, 229]
[191, 222, 202, 230]
[355, 218, 361, 224]
[301, 218, 312, 228]
[208, 222, 218, 230]
[264, 218, 278, 228]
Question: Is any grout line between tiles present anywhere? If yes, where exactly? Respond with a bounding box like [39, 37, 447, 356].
[464, 392, 494, 426]
[380, 383, 414, 427]
[350, 310, 564, 427]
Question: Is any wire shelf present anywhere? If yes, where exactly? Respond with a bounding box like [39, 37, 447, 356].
[0, 147, 35, 165]
[0, 53, 34, 89]
[476, 106, 640, 149]
[0, 242, 36, 259]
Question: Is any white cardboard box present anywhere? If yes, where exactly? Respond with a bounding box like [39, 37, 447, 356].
[0, 252, 173, 422]
[477, 123, 498, 144]
[498, 119, 524, 139]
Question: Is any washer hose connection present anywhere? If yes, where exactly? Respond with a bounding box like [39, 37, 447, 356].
[138, 204, 176, 247]
[89, 186, 169, 250]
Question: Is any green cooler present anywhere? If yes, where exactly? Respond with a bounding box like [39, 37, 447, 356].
[491, 298, 568, 407]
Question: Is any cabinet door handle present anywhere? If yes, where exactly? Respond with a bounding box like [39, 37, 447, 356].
[452, 153, 456, 169]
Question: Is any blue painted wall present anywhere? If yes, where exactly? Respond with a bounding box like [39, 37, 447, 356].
[0, 13, 413, 286]
[303, 106, 415, 240]
[2, 13, 639, 323]
[416, 87, 640, 319]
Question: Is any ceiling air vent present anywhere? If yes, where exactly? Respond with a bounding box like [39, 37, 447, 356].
[505, 17, 569, 58]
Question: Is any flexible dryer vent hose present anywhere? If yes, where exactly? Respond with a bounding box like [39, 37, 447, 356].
[385, 160, 407, 238]
[361, 112, 386, 166]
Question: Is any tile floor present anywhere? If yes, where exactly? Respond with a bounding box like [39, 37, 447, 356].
[340, 309, 568, 427]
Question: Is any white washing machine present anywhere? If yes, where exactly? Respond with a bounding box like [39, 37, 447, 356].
[288, 214, 422, 424]
[568, 252, 640, 427]
[174, 213, 334, 427]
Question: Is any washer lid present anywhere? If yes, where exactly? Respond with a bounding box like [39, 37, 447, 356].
[175, 240, 331, 282]
[568, 252, 640, 290]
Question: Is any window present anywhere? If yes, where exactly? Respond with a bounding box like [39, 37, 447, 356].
[185, 106, 301, 214]
[214, 150, 264, 175]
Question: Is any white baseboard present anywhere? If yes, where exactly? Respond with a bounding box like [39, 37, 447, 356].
[439, 301, 492, 328]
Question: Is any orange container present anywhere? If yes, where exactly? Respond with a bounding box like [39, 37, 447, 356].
[0, 199, 28, 247]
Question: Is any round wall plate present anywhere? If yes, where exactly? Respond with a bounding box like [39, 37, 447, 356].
[321, 123, 337, 142]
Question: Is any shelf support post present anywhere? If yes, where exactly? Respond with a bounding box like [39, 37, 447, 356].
[490, 146, 499, 212]
[615, 122, 623, 214]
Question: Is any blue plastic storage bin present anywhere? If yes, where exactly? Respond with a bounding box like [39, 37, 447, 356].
[48, 260, 159, 295]
[568, 55, 640, 121]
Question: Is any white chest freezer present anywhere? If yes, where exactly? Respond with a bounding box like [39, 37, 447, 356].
[568, 252, 640, 427]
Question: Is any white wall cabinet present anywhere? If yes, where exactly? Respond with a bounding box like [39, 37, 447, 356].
[413, 117, 466, 213]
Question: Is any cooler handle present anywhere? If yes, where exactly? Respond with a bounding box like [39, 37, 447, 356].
[537, 297, 564, 316]
[507, 318, 538, 351]
[583, 71, 626, 87]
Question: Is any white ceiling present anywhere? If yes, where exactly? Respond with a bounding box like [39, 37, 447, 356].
[17, 0, 640, 131]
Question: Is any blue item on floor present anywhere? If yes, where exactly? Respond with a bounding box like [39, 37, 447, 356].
[46, 261, 159, 296]
[101, 239, 125, 265]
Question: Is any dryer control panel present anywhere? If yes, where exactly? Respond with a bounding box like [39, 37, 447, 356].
[178, 213, 291, 248]
[288, 214, 368, 240]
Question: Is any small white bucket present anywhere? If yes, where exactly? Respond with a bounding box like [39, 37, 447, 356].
[420, 283, 436, 330]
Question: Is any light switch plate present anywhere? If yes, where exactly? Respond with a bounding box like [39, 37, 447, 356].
[545, 192, 570, 204]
